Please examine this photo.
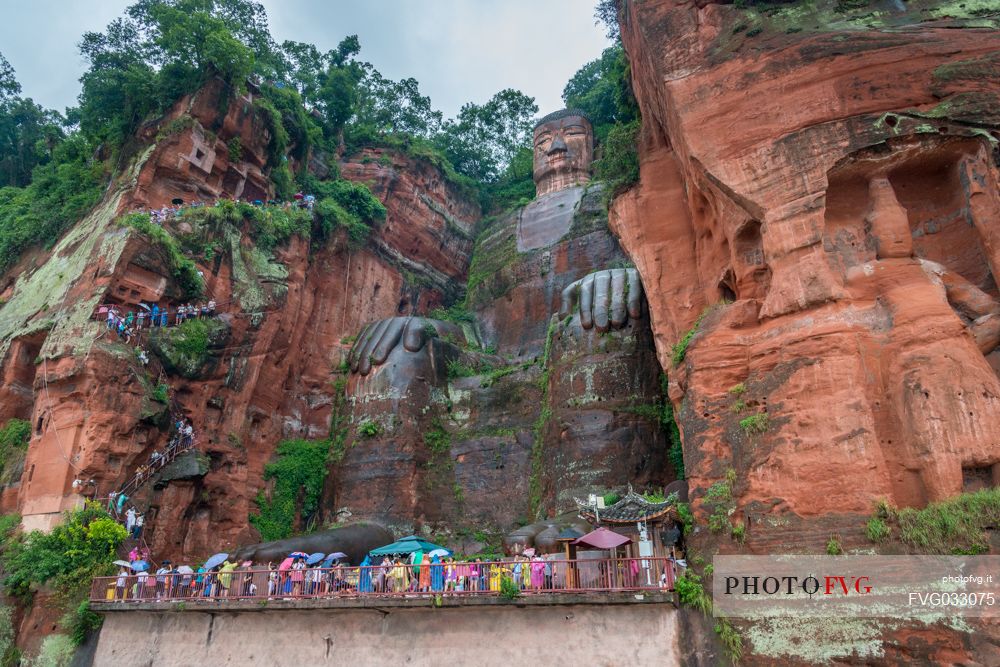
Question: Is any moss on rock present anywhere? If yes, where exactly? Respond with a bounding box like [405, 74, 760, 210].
[149, 317, 230, 379]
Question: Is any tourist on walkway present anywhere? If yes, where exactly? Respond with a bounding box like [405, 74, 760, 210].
[418, 553, 431, 592]
[133, 513, 144, 539]
[530, 555, 545, 591]
[116, 568, 128, 601]
[290, 557, 306, 595]
[125, 507, 136, 535]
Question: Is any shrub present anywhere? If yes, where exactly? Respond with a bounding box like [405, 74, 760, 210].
[2, 503, 126, 602]
[730, 523, 746, 544]
[704, 472, 736, 533]
[676, 503, 694, 535]
[866, 517, 890, 543]
[727, 383, 745, 396]
[63, 599, 101, 646]
[249, 438, 331, 541]
[499, 575, 520, 600]
[0, 419, 30, 483]
[603, 492, 621, 506]
[594, 119, 640, 200]
[0, 135, 106, 274]
[739, 413, 769, 435]
[826, 535, 843, 555]
[151, 383, 169, 404]
[674, 571, 711, 614]
[358, 420, 381, 438]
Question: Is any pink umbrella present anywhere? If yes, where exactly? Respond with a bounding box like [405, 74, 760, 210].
[571, 527, 632, 550]
[523, 548, 536, 557]
[278, 557, 294, 571]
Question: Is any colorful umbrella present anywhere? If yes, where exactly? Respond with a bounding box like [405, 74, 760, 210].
[306, 552, 325, 565]
[321, 552, 349, 567]
[288, 551, 308, 559]
[204, 553, 229, 570]
[523, 548, 536, 557]
[278, 557, 294, 571]
[130, 560, 150, 571]
[369, 536, 450, 556]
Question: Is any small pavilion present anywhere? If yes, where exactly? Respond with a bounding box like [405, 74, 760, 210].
[574, 487, 679, 559]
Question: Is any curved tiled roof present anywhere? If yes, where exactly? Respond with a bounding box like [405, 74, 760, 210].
[575, 489, 676, 524]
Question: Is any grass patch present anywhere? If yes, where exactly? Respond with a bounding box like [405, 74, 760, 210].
[705, 469, 737, 534]
[671, 311, 708, 366]
[357, 419, 381, 438]
[826, 535, 843, 555]
[874, 488, 1000, 554]
[739, 413, 769, 435]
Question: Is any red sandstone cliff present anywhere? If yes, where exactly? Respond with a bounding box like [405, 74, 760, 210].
[0, 79, 479, 559]
[612, 0, 1000, 663]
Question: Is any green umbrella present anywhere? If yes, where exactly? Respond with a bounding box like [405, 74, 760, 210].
[369, 535, 451, 557]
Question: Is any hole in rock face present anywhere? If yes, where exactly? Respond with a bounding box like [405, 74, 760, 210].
[195, 149, 205, 160]
[962, 465, 994, 493]
[885, 115, 898, 128]
[397, 299, 409, 314]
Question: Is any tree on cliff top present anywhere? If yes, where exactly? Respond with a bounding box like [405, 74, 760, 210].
[77, 0, 267, 147]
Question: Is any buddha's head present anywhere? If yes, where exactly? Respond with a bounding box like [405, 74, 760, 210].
[533, 109, 593, 197]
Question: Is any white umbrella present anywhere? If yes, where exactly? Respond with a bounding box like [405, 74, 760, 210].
[428, 548, 450, 558]
[176, 565, 194, 574]
[113, 560, 131, 568]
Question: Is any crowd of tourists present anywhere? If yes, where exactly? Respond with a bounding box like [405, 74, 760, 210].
[106, 549, 680, 603]
[102, 300, 217, 339]
[107, 415, 199, 533]
[143, 191, 316, 226]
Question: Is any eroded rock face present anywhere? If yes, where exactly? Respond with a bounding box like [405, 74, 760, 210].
[0, 81, 480, 549]
[612, 0, 1000, 662]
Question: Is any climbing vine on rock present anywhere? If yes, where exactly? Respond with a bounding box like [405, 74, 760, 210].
[250, 438, 331, 542]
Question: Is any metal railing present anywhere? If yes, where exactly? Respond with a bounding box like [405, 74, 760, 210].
[91, 557, 678, 604]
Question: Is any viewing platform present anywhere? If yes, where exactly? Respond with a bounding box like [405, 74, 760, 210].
[90, 557, 680, 666]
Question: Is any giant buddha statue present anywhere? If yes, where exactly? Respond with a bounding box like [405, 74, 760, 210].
[329, 108, 673, 540]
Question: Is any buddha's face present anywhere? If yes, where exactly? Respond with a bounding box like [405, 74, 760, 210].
[533, 114, 593, 196]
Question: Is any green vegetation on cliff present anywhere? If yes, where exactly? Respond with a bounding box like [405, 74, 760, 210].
[250, 438, 331, 541]
[867, 489, 1000, 554]
[149, 317, 229, 379]
[2, 504, 125, 628]
[0, 419, 30, 487]
[119, 213, 204, 298]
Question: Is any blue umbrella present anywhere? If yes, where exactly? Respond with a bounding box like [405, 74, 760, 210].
[306, 552, 325, 565]
[130, 560, 149, 572]
[204, 552, 229, 570]
[289, 551, 309, 559]
[370, 536, 450, 556]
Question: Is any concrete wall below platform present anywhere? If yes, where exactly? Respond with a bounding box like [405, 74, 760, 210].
[93, 602, 678, 666]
